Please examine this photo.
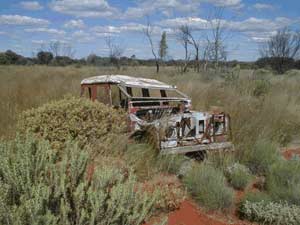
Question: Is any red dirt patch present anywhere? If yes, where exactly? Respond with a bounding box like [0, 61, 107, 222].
[282, 148, 300, 160]
[168, 200, 226, 225]
[146, 199, 255, 225]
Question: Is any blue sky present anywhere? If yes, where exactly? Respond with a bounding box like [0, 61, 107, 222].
[0, 0, 299, 61]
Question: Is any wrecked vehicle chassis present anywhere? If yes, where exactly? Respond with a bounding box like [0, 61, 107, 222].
[81, 75, 234, 156]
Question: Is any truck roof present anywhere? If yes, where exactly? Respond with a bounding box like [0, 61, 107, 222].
[81, 75, 176, 90]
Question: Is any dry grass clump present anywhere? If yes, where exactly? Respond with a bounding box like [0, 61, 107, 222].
[17, 96, 127, 157]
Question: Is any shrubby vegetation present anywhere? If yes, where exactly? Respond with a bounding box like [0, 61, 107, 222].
[183, 163, 234, 211]
[226, 163, 252, 190]
[0, 134, 158, 225]
[266, 160, 300, 206]
[244, 139, 280, 175]
[240, 200, 300, 225]
[17, 96, 127, 156]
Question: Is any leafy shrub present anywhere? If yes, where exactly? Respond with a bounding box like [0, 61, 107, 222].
[226, 163, 252, 190]
[17, 96, 127, 156]
[183, 163, 234, 211]
[266, 160, 300, 206]
[239, 200, 300, 225]
[245, 139, 280, 175]
[0, 135, 158, 225]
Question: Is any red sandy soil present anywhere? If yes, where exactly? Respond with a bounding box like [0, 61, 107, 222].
[145, 177, 260, 225]
[281, 148, 300, 160]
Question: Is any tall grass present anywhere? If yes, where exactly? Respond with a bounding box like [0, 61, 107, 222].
[1, 65, 300, 158]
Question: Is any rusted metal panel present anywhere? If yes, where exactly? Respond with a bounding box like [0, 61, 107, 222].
[160, 142, 234, 154]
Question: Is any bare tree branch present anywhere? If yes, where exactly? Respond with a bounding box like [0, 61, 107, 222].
[143, 18, 160, 73]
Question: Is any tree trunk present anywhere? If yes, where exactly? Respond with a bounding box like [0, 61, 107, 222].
[156, 61, 160, 73]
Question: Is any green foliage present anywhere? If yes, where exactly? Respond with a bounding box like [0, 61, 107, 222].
[183, 163, 234, 211]
[207, 152, 235, 172]
[125, 143, 159, 179]
[156, 154, 189, 176]
[252, 79, 271, 97]
[226, 163, 252, 190]
[245, 139, 280, 175]
[266, 160, 300, 206]
[239, 200, 300, 225]
[159, 32, 168, 61]
[17, 96, 127, 156]
[240, 192, 272, 205]
[37, 51, 54, 65]
[0, 135, 158, 225]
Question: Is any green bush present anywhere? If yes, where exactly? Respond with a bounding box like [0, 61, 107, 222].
[125, 143, 159, 179]
[17, 96, 127, 156]
[207, 152, 235, 172]
[0, 135, 158, 225]
[240, 192, 272, 205]
[156, 154, 190, 176]
[183, 163, 234, 211]
[239, 200, 300, 225]
[245, 139, 280, 175]
[266, 160, 300, 206]
[226, 163, 252, 190]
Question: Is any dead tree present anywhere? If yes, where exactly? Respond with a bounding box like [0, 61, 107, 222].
[205, 7, 228, 70]
[105, 36, 125, 70]
[178, 25, 201, 72]
[259, 28, 300, 74]
[260, 27, 300, 58]
[48, 41, 75, 58]
[143, 20, 160, 73]
[177, 25, 191, 73]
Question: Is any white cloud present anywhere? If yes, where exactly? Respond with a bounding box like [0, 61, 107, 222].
[49, 0, 119, 18]
[123, 0, 199, 19]
[20, 1, 43, 10]
[91, 23, 170, 36]
[203, 0, 242, 7]
[72, 30, 95, 43]
[64, 19, 85, 29]
[253, 3, 275, 10]
[159, 17, 209, 29]
[25, 28, 66, 36]
[122, 0, 243, 19]
[0, 15, 49, 26]
[159, 16, 296, 42]
[31, 40, 47, 45]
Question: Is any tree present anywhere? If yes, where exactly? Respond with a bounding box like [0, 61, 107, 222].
[159, 31, 168, 61]
[205, 7, 228, 69]
[144, 19, 160, 73]
[48, 41, 76, 58]
[177, 25, 200, 72]
[5, 50, 21, 64]
[0, 53, 9, 65]
[177, 25, 191, 73]
[105, 36, 125, 70]
[259, 28, 300, 73]
[37, 51, 53, 65]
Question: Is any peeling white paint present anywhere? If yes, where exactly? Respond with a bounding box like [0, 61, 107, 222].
[81, 75, 176, 89]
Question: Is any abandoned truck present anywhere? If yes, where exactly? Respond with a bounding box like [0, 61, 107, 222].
[81, 75, 233, 156]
